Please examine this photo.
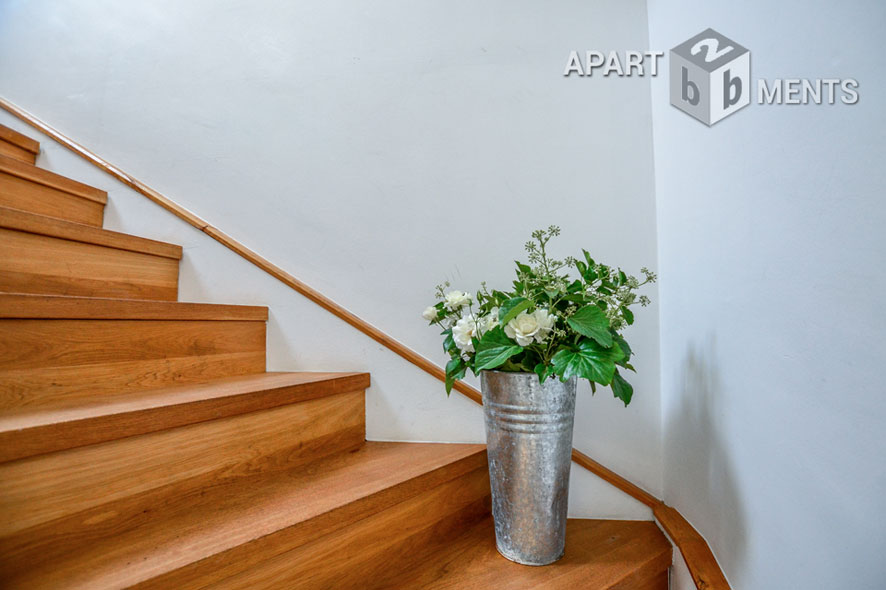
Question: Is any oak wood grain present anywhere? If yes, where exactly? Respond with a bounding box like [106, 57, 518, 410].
[0, 391, 365, 540]
[0, 139, 36, 164]
[2, 443, 486, 590]
[0, 153, 105, 203]
[0, 178, 104, 227]
[0, 206, 181, 258]
[210, 465, 491, 590]
[0, 292, 268, 320]
[0, 124, 39, 154]
[0, 227, 180, 300]
[364, 517, 671, 590]
[0, 371, 369, 462]
[0, 319, 266, 408]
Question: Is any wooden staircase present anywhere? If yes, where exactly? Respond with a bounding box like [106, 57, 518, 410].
[0, 123, 672, 589]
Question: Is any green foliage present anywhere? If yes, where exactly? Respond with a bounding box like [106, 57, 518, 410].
[550, 338, 623, 385]
[499, 297, 532, 325]
[566, 305, 612, 347]
[423, 226, 656, 406]
[475, 327, 524, 371]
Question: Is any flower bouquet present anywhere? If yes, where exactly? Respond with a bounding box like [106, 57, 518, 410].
[423, 226, 655, 405]
[421, 226, 656, 565]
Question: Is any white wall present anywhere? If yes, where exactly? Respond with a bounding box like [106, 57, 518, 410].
[647, 1, 886, 588]
[0, 0, 661, 519]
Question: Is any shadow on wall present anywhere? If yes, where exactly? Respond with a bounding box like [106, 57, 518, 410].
[666, 337, 747, 584]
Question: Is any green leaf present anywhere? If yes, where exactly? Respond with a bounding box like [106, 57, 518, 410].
[444, 357, 466, 395]
[551, 338, 624, 385]
[499, 297, 532, 325]
[566, 306, 612, 347]
[610, 369, 634, 406]
[621, 306, 634, 326]
[441, 329, 455, 353]
[534, 362, 554, 384]
[500, 359, 525, 372]
[515, 261, 532, 275]
[474, 326, 523, 371]
[613, 334, 633, 368]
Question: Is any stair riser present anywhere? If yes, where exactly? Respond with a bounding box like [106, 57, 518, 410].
[0, 227, 180, 300]
[0, 391, 366, 547]
[140, 462, 490, 590]
[209, 466, 491, 590]
[0, 372, 370, 463]
[0, 172, 103, 227]
[0, 140, 36, 165]
[135, 450, 489, 590]
[0, 319, 266, 408]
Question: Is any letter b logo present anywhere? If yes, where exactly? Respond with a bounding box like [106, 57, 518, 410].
[669, 28, 750, 125]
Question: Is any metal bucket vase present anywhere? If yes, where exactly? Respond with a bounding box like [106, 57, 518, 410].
[480, 370, 577, 566]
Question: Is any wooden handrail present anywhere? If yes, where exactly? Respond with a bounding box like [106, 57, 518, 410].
[0, 96, 729, 589]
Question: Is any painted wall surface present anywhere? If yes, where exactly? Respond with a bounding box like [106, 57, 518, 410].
[0, 0, 661, 519]
[647, 1, 886, 588]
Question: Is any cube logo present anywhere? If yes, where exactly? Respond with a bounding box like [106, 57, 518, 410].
[670, 28, 750, 125]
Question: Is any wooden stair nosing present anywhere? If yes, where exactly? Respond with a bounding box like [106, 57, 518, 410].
[0, 293, 268, 321]
[0, 124, 39, 154]
[0, 391, 366, 539]
[0, 371, 370, 463]
[2, 442, 487, 590]
[0, 206, 182, 259]
[0, 153, 106, 204]
[207, 465, 491, 590]
[0, 139, 37, 165]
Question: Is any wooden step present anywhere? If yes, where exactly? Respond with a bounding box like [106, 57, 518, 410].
[0, 294, 268, 408]
[0, 154, 105, 226]
[0, 206, 182, 300]
[0, 442, 488, 590]
[0, 386, 366, 546]
[0, 124, 39, 165]
[0, 371, 370, 462]
[369, 516, 672, 590]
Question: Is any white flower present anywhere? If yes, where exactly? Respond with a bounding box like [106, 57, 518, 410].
[504, 309, 557, 346]
[444, 290, 472, 311]
[422, 306, 438, 321]
[533, 309, 556, 341]
[452, 316, 477, 353]
[478, 307, 499, 335]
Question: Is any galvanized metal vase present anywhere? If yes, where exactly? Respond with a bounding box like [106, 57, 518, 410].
[480, 370, 577, 566]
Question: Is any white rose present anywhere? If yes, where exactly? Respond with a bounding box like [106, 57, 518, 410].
[504, 309, 557, 346]
[422, 306, 438, 321]
[478, 307, 499, 335]
[532, 309, 556, 342]
[444, 290, 472, 311]
[504, 311, 540, 346]
[452, 316, 477, 353]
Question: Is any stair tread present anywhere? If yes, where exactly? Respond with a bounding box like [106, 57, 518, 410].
[377, 516, 672, 589]
[0, 292, 268, 320]
[0, 153, 105, 203]
[0, 371, 370, 462]
[0, 205, 181, 259]
[0, 124, 39, 154]
[4, 442, 487, 590]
